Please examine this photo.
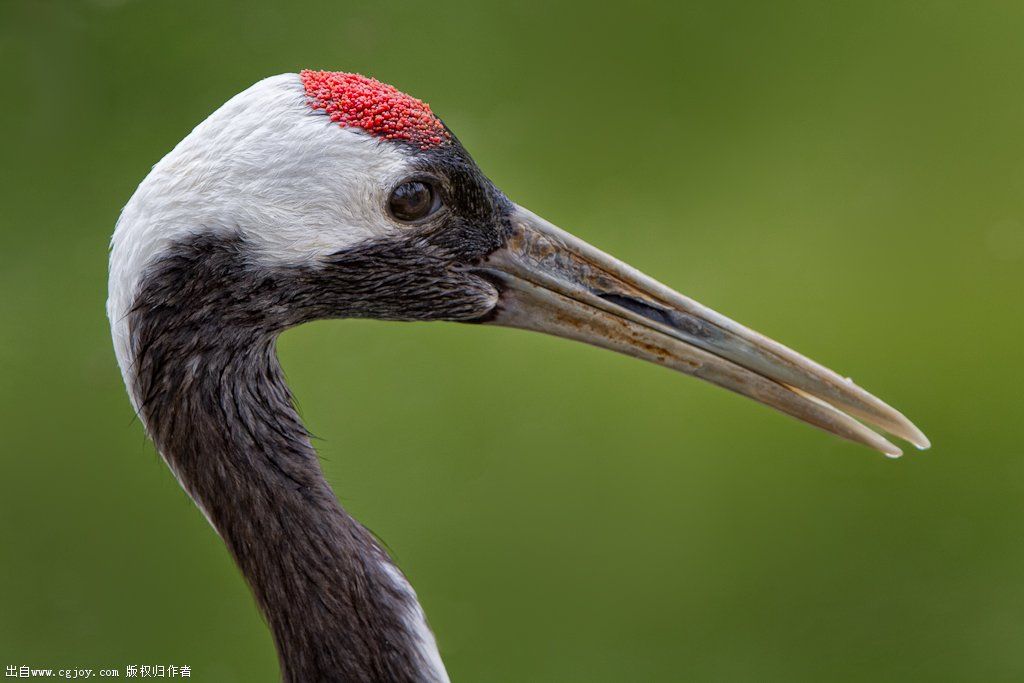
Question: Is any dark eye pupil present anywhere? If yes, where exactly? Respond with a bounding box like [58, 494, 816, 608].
[389, 181, 436, 222]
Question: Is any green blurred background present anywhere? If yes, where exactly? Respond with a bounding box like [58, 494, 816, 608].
[2, 0, 1023, 680]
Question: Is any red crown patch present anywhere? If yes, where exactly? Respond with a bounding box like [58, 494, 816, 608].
[300, 70, 450, 150]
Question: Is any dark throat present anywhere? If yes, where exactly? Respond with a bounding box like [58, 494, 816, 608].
[127, 236, 440, 683]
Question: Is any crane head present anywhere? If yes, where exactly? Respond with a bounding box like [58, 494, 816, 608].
[108, 71, 928, 456]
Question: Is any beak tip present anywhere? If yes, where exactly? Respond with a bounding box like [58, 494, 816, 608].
[903, 423, 931, 451]
[864, 432, 903, 459]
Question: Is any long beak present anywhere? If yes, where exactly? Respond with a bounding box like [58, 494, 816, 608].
[473, 205, 929, 457]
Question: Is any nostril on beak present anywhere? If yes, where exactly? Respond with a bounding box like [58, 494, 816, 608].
[596, 292, 720, 342]
[596, 293, 674, 328]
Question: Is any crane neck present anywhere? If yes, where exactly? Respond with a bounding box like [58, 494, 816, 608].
[123, 235, 449, 683]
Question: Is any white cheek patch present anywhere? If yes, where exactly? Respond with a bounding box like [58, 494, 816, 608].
[107, 73, 415, 390]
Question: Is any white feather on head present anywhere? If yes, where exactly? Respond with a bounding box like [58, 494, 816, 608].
[107, 73, 414, 393]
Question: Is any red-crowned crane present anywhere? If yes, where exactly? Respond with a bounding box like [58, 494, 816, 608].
[108, 71, 929, 683]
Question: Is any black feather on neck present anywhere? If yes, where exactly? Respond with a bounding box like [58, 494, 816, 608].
[128, 234, 444, 683]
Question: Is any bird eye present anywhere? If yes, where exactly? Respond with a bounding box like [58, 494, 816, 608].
[388, 180, 440, 222]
